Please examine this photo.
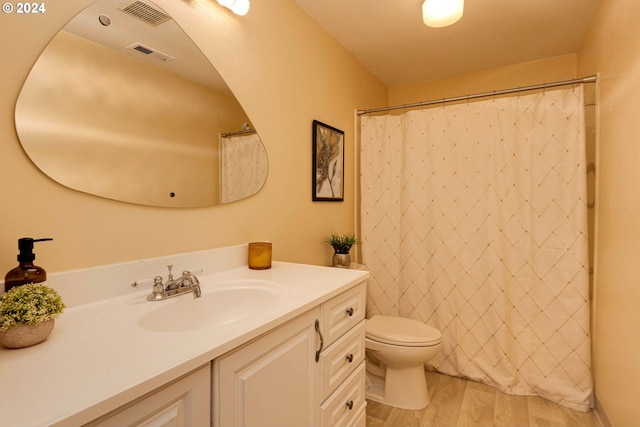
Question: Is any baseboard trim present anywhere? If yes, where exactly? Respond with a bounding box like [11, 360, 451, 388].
[594, 394, 613, 427]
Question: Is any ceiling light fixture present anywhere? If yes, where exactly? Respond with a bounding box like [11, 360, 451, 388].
[422, 0, 464, 28]
[216, 0, 250, 16]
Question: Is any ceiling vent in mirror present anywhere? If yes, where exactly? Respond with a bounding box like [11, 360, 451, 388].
[127, 42, 174, 62]
[118, 0, 170, 26]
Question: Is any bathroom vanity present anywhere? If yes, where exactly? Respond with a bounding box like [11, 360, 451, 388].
[0, 245, 369, 427]
[215, 281, 366, 427]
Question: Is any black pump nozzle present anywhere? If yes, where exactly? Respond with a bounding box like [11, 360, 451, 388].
[17, 237, 53, 263]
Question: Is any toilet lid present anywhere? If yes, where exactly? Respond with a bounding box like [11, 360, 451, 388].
[366, 315, 442, 346]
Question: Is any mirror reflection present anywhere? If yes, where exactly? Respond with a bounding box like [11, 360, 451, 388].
[15, 0, 268, 207]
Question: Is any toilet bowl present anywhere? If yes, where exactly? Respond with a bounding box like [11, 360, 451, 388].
[365, 315, 442, 410]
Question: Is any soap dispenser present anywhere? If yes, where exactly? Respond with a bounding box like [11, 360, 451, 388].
[4, 237, 53, 292]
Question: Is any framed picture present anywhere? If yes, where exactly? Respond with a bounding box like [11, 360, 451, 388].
[312, 120, 344, 201]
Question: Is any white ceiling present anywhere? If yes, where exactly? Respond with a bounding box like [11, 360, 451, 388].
[294, 0, 600, 87]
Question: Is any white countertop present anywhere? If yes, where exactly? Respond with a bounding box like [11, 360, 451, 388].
[0, 247, 369, 427]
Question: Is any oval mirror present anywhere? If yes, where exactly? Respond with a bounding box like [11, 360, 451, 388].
[15, 0, 268, 208]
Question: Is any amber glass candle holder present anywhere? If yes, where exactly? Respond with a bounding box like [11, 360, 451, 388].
[248, 242, 272, 270]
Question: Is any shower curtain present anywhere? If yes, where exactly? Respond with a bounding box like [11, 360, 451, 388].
[360, 87, 593, 411]
[220, 133, 268, 203]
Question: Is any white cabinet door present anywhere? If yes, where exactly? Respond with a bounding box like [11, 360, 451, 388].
[214, 308, 322, 427]
[85, 364, 210, 427]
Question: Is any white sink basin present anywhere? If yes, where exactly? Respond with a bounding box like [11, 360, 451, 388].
[104, 280, 288, 333]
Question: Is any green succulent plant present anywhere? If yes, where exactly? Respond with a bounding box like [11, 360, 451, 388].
[324, 232, 359, 254]
[0, 283, 65, 331]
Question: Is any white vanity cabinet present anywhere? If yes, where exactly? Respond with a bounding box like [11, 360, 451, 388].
[213, 282, 367, 427]
[84, 364, 210, 427]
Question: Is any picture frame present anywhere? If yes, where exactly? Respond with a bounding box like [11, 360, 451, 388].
[312, 120, 344, 201]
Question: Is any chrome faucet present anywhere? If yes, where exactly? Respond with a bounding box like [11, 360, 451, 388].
[147, 265, 202, 301]
[180, 270, 202, 297]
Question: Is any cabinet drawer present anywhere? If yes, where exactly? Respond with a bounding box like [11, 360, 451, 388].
[320, 362, 366, 427]
[322, 283, 366, 346]
[349, 404, 366, 427]
[320, 320, 365, 400]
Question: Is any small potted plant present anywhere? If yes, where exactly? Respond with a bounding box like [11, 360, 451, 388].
[324, 232, 359, 268]
[0, 283, 65, 349]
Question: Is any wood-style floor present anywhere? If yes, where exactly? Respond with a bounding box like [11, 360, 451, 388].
[366, 371, 602, 427]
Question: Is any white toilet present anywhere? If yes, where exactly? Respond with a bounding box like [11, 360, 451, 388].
[365, 315, 442, 410]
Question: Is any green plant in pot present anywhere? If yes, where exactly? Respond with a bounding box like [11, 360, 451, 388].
[0, 283, 65, 349]
[325, 232, 359, 268]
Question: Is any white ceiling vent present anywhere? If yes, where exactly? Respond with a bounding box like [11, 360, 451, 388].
[127, 42, 174, 62]
[118, 1, 170, 26]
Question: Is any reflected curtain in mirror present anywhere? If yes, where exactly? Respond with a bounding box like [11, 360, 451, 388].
[220, 132, 268, 203]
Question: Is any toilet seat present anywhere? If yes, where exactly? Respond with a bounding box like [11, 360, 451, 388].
[366, 315, 442, 347]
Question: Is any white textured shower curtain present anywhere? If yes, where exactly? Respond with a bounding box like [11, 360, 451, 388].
[360, 88, 592, 411]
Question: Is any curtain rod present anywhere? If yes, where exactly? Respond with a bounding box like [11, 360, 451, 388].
[220, 129, 257, 138]
[357, 75, 597, 115]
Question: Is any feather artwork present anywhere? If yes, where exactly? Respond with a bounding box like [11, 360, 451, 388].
[314, 124, 343, 198]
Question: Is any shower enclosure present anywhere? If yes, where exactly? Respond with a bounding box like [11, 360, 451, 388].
[358, 80, 596, 411]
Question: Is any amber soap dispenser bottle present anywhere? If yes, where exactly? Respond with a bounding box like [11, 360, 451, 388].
[4, 237, 53, 292]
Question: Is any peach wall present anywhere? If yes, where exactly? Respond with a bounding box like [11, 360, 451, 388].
[578, 1, 640, 425]
[388, 54, 578, 105]
[0, 0, 387, 275]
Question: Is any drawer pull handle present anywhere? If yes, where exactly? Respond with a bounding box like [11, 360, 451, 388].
[314, 319, 324, 362]
[346, 400, 354, 410]
[346, 307, 354, 316]
[346, 353, 354, 363]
